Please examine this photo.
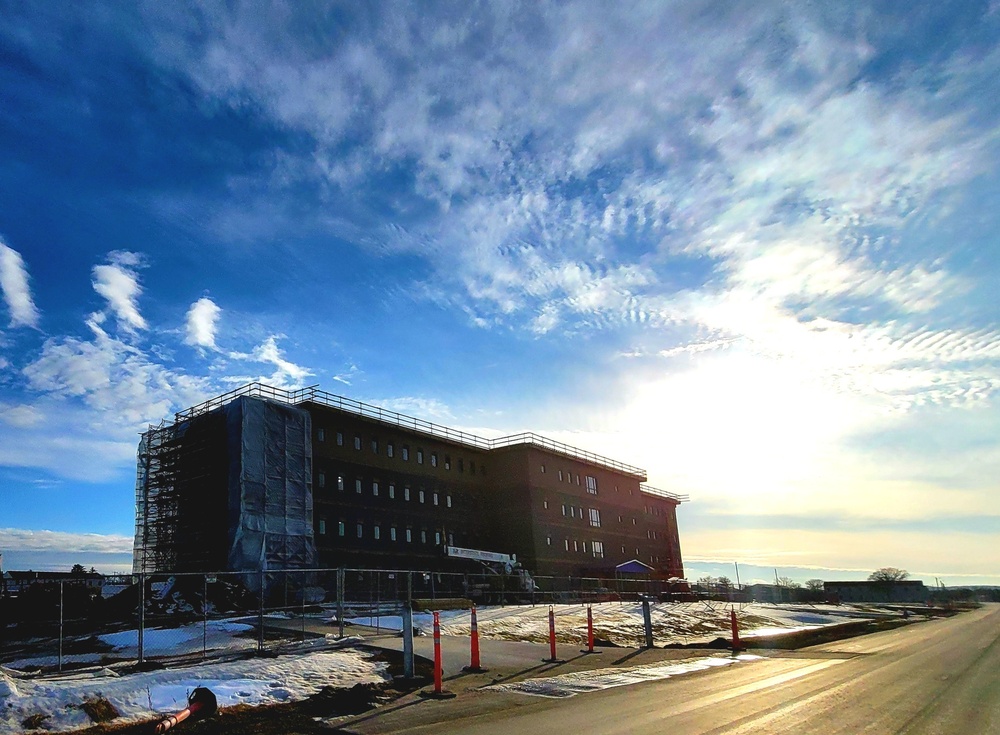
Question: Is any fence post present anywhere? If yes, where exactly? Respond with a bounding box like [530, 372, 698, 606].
[202, 575, 208, 659]
[58, 581, 64, 673]
[642, 598, 654, 648]
[258, 570, 265, 653]
[138, 573, 145, 665]
[402, 605, 414, 678]
[337, 568, 345, 639]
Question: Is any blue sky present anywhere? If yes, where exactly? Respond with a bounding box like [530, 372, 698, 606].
[1, 2, 998, 585]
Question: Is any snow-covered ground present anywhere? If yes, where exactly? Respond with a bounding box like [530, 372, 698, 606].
[0, 638, 386, 733]
[1, 601, 880, 732]
[346, 601, 871, 646]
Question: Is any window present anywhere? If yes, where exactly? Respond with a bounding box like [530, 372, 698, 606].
[390, 526, 397, 541]
[430, 452, 438, 467]
[355, 479, 362, 494]
[647, 530, 652, 539]
[318, 428, 325, 442]
[402, 445, 409, 461]
[592, 541, 604, 559]
[543, 499, 548, 509]
[371, 439, 379, 454]
[354, 435, 362, 450]
[448, 532, 454, 546]
[356, 523, 363, 538]
[374, 525, 381, 540]
[636, 548, 640, 556]
[433, 492, 439, 506]
[458, 458, 463, 472]
[405, 528, 412, 543]
[573, 540, 579, 552]
[388, 483, 395, 499]
[387, 442, 394, 458]
[446, 495, 452, 508]
[420, 530, 427, 544]
[576, 474, 581, 485]
[564, 539, 569, 551]
[435, 531, 441, 545]
[632, 518, 637, 525]
[470, 461, 475, 475]
[617, 515, 622, 523]
[337, 474, 344, 492]
[336, 431, 344, 446]
[540, 464, 546, 473]
[404, 485, 411, 501]
[558, 470, 563, 482]
[582, 541, 587, 553]
[319, 518, 326, 535]
[621, 545, 626, 554]
[561, 504, 567, 516]
[578, 506, 583, 519]
[444, 455, 450, 470]
[318, 472, 326, 488]
[417, 449, 424, 464]
[338, 521, 346, 537]
[586, 476, 597, 494]
[372, 481, 379, 496]
[589, 508, 601, 528]
[546, 536, 552, 546]
[419, 489, 425, 504]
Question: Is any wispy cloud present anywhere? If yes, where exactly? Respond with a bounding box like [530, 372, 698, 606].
[184, 296, 221, 350]
[92, 251, 147, 333]
[0, 239, 40, 328]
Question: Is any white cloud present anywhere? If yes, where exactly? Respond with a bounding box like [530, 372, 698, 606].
[184, 296, 221, 349]
[0, 527, 133, 554]
[0, 240, 40, 328]
[226, 336, 314, 390]
[92, 252, 147, 332]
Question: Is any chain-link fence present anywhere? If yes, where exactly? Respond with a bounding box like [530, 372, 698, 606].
[0, 567, 687, 673]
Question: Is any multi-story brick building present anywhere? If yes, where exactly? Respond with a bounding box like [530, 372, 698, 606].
[133, 383, 686, 579]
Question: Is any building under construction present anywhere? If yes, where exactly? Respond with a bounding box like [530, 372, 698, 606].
[133, 383, 686, 579]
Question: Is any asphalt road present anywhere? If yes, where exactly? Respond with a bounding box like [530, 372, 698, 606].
[337, 604, 1000, 734]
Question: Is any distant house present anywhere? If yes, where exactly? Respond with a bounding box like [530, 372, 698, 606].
[824, 580, 927, 603]
[3, 570, 104, 596]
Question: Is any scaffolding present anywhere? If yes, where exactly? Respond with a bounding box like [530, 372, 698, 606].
[133, 395, 316, 575]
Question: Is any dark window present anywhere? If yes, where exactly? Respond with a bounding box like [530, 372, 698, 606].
[319, 518, 326, 535]
[372, 481, 379, 496]
[402, 446, 409, 461]
[470, 461, 476, 475]
[388, 483, 395, 499]
[390, 526, 397, 541]
[586, 476, 597, 494]
[420, 530, 427, 544]
[337, 474, 345, 492]
[356, 523, 363, 538]
[433, 492, 439, 506]
[371, 438, 378, 454]
[374, 525, 381, 541]
[446, 495, 452, 508]
[419, 490, 425, 503]
[444, 455, 450, 470]
[417, 449, 424, 464]
[318, 473, 326, 489]
[406, 528, 412, 543]
[354, 435, 362, 450]
[387, 442, 394, 458]
[336, 431, 344, 446]
[318, 428, 325, 442]
[355, 479, 362, 494]
[430, 452, 438, 467]
[458, 458, 463, 472]
[338, 521, 345, 537]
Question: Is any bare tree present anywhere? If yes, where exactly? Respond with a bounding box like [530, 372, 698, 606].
[804, 579, 825, 591]
[776, 576, 801, 588]
[868, 567, 909, 582]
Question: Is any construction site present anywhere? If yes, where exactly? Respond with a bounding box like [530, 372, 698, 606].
[131, 383, 687, 582]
